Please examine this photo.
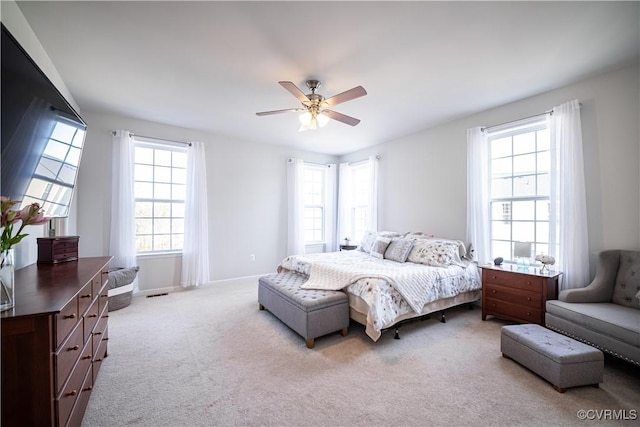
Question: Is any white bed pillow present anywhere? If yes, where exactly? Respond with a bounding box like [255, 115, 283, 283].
[384, 238, 414, 263]
[358, 231, 378, 253]
[370, 236, 392, 259]
[407, 239, 461, 267]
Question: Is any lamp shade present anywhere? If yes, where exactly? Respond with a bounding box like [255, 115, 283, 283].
[317, 112, 329, 127]
[299, 111, 312, 126]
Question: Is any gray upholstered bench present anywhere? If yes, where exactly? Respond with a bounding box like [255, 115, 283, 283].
[258, 272, 349, 348]
[501, 324, 604, 393]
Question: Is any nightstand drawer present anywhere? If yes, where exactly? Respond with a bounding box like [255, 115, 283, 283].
[485, 298, 542, 323]
[483, 269, 543, 292]
[484, 283, 541, 308]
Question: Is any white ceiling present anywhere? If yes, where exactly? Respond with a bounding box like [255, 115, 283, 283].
[17, 1, 640, 155]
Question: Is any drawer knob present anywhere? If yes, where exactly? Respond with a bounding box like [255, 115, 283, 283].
[81, 294, 92, 299]
[83, 386, 93, 392]
[527, 297, 531, 301]
[102, 337, 109, 342]
[101, 294, 109, 298]
[82, 354, 92, 360]
[94, 358, 103, 362]
[94, 331, 102, 336]
[527, 312, 531, 316]
[66, 390, 77, 397]
[88, 314, 98, 318]
[64, 314, 76, 319]
[527, 282, 531, 285]
[68, 345, 80, 351]
[492, 275, 497, 279]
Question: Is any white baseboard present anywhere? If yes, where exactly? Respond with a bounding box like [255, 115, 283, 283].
[134, 273, 272, 296]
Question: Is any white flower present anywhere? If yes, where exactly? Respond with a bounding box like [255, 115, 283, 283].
[535, 254, 555, 265]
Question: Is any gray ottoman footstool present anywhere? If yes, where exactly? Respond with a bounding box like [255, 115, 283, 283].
[258, 272, 349, 349]
[501, 324, 603, 392]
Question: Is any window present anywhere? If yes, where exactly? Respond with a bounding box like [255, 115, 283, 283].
[303, 165, 325, 243]
[489, 121, 551, 262]
[351, 162, 371, 243]
[133, 141, 187, 253]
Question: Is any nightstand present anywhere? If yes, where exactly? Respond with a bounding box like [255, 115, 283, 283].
[481, 264, 561, 325]
[340, 244, 358, 251]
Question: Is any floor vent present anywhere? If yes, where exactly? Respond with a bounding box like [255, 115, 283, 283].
[146, 293, 169, 298]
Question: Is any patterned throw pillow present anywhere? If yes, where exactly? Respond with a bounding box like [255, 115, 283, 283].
[370, 236, 392, 259]
[384, 238, 414, 263]
[358, 231, 378, 253]
[406, 239, 460, 267]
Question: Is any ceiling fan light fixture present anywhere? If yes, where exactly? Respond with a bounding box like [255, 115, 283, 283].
[317, 112, 329, 127]
[258, 80, 367, 130]
[299, 111, 312, 126]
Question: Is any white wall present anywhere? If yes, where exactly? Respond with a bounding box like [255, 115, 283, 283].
[1, 1, 81, 268]
[342, 64, 640, 276]
[77, 112, 337, 293]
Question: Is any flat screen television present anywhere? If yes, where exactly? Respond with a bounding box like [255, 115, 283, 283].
[1, 23, 86, 218]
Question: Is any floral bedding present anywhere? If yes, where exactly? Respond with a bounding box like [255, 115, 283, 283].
[278, 250, 481, 339]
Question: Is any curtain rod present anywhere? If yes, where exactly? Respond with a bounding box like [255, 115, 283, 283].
[112, 131, 192, 146]
[349, 155, 380, 166]
[481, 110, 552, 133]
[287, 158, 332, 167]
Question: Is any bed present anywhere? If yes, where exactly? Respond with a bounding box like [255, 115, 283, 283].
[278, 232, 482, 341]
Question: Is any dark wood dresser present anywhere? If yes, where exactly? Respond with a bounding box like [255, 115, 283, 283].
[1, 256, 112, 427]
[481, 264, 561, 325]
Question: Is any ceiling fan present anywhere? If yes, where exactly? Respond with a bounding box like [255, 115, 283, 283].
[256, 80, 367, 131]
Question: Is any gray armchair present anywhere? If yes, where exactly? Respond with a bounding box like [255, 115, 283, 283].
[546, 250, 640, 366]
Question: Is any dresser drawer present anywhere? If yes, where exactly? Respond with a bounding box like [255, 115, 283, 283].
[66, 368, 94, 427]
[56, 341, 92, 427]
[484, 283, 541, 309]
[83, 298, 100, 344]
[55, 322, 84, 395]
[485, 298, 542, 323]
[56, 297, 79, 349]
[91, 271, 105, 299]
[93, 326, 109, 384]
[483, 269, 543, 292]
[92, 304, 109, 356]
[78, 282, 94, 317]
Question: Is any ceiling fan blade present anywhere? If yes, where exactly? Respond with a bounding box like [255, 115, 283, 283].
[323, 110, 361, 126]
[323, 86, 367, 107]
[256, 108, 304, 116]
[279, 81, 310, 105]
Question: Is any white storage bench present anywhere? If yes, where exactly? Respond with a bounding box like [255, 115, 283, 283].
[258, 272, 349, 349]
[501, 324, 604, 393]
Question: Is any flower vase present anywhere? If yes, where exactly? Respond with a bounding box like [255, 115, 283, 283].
[0, 249, 15, 311]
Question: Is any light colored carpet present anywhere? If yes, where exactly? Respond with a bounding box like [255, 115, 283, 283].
[82, 277, 640, 427]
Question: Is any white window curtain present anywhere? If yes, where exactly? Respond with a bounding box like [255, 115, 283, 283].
[466, 127, 490, 264]
[181, 141, 210, 288]
[548, 99, 589, 289]
[109, 130, 138, 292]
[337, 161, 353, 245]
[324, 164, 338, 252]
[287, 158, 305, 256]
[368, 155, 379, 232]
